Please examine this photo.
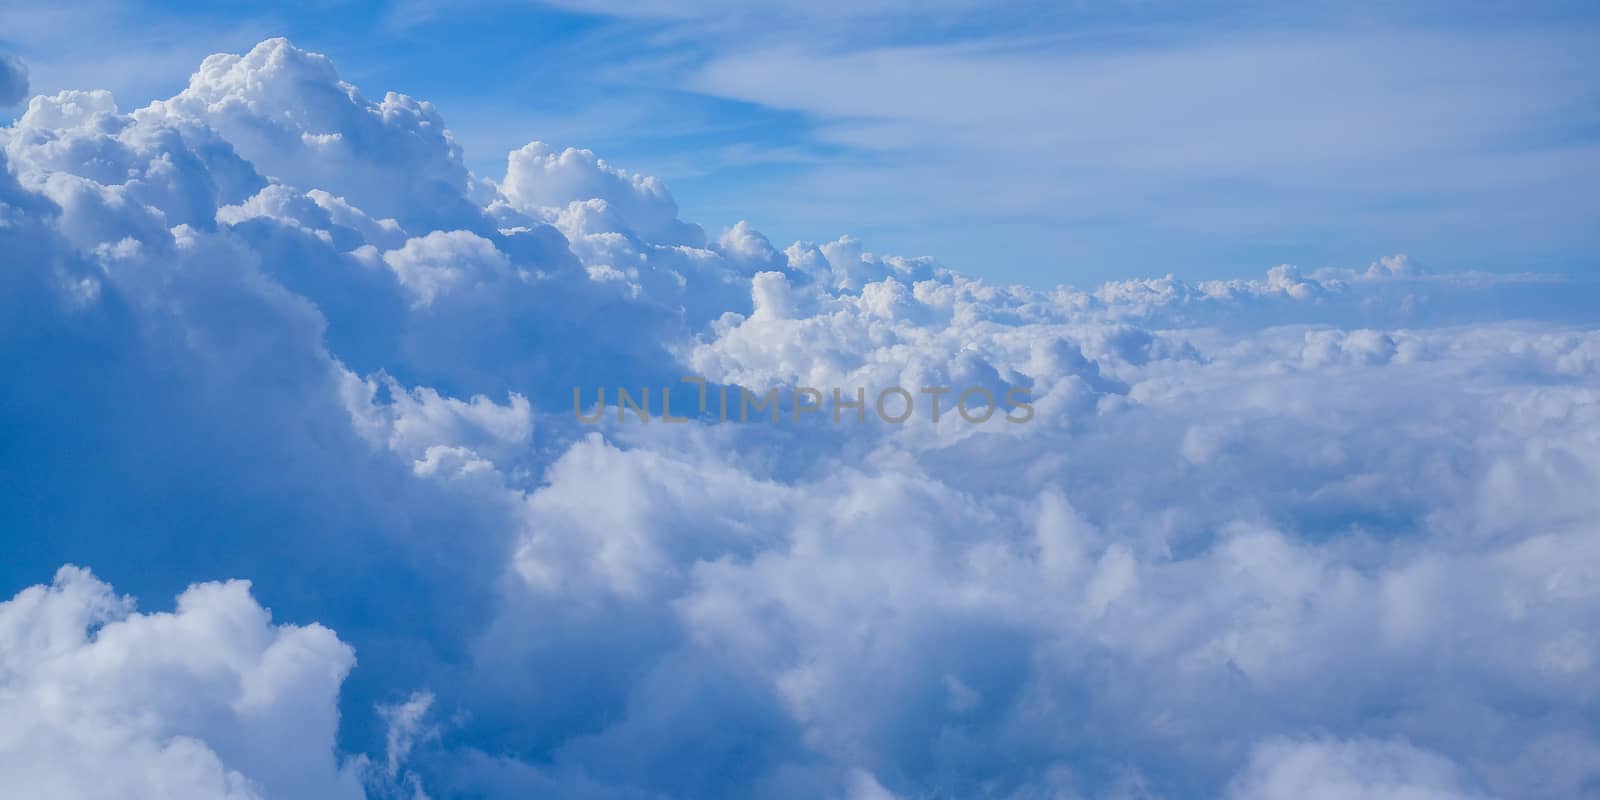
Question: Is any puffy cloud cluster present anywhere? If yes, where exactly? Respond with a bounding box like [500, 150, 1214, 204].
[499, 141, 706, 248]
[0, 567, 361, 800]
[146, 38, 479, 230]
[3, 37, 1599, 799]
[488, 333, 1600, 796]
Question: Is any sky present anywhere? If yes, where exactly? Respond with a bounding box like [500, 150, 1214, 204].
[2, 0, 1596, 286]
[3, 6, 1600, 800]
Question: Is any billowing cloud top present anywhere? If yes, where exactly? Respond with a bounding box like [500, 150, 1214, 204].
[2, 37, 1599, 800]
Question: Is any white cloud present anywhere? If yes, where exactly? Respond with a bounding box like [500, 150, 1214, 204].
[146, 38, 480, 230]
[382, 230, 520, 308]
[676, 25, 1600, 283]
[1228, 738, 1490, 800]
[500, 140, 705, 247]
[693, 33, 1598, 177]
[0, 567, 363, 800]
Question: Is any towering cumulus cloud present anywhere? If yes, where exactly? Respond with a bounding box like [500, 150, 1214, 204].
[2, 38, 1598, 799]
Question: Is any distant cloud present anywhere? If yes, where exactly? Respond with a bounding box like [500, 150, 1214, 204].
[0, 52, 28, 106]
[688, 30, 1600, 235]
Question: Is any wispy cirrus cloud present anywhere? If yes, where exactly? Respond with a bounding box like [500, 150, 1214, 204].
[679, 24, 1600, 281]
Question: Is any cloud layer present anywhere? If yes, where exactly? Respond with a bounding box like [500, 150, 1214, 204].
[3, 38, 1598, 799]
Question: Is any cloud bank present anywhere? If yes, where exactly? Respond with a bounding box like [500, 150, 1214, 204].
[2, 37, 1598, 799]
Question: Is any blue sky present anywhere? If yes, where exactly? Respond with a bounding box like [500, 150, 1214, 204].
[4, 0, 1597, 285]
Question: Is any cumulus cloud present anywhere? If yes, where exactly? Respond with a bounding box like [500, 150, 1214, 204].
[146, 38, 480, 230]
[0, 567, 362, 800]
[3, 36, 1600, 800]
[499, 141, 705, 247]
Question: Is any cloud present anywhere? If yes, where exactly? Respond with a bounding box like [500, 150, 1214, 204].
[693, 33, 1598, 176]
[1227, 738, 1491, 800]
[382, 230, 520, 308]
[146, 38, 481, 231]
[0, 567, 363, 800]
[3, 35, 1600, 800]
[480, 371, 1600, 795]
[680, 24, 1600, 283]
[499, 141, 705, 247]
[0, 52, 27, 106]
